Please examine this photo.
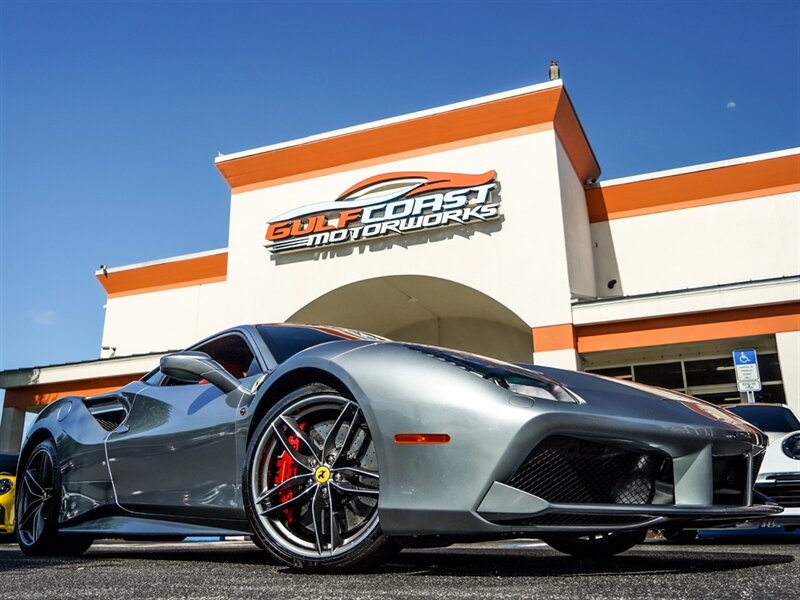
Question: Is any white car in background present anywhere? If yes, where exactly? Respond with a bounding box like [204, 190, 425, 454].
[724, 404, 800, 530]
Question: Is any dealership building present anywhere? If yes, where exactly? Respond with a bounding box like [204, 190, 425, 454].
[1, 80, 799, 452]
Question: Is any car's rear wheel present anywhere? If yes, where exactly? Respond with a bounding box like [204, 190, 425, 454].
[16, 439, 92, 556]
[244, 384, 393, 572]
[541, 529, 646, 558]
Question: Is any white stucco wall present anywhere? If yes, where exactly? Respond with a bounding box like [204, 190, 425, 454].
[100, 281, 231, 356]
[776, 330, 800, 415]
[591, 190, 800, 297]
[555, 137, 597, 300]
[388, 317, 533, 363]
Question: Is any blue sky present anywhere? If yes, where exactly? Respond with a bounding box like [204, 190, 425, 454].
[1, 0, 798, 380]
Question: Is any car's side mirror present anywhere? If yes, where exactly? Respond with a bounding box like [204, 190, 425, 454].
[160, 351, 241, 394]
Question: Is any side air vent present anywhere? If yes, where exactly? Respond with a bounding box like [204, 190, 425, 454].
[83, 397, 128, 432]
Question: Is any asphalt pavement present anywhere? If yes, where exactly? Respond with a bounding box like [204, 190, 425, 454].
[2, 537, 799, 600]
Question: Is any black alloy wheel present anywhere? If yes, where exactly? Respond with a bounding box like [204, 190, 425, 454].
[16, 439, 92, 556]
[244, 384, 393, 572]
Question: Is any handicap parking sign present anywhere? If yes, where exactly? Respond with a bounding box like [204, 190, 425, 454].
[733, 349, 757, 366]
[732, 349, 761, 392]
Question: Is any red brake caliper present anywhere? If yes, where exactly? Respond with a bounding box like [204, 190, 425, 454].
[272, 423, 306, 524]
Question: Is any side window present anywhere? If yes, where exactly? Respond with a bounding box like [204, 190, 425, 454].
[142, 368, 165, 386]
[159, 333, 263, 387]
[193, 334, 263, 380]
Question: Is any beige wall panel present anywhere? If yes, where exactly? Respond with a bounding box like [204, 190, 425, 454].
[102, 281, 230, 355]
[776, 331, 800, 415]
[555, 138, 596, 299]
[388, 317, 532, 363]
[591, 191, 800, 297]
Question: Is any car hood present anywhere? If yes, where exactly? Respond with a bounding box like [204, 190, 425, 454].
[399, 343, 763, 441]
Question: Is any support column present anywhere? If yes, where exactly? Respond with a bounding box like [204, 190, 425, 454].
[776, 331, 800, 415]
[0, 407, 27, 454]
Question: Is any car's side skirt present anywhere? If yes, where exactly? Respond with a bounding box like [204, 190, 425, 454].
[60, 516, 252, 538]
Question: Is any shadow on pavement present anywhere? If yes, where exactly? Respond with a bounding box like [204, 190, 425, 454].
[379, 546, 794, 578]
[1, 542, 794, 578]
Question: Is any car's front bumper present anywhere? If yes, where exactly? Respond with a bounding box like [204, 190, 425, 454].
[477, 481, 782, 533]
[0, 475, 15, 535]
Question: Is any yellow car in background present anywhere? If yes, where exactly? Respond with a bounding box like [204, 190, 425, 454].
[0, 454, 16, 541]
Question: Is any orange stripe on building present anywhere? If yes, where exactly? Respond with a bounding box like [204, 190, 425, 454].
[229, 124, 554, 194]
[97, 252, 228, 298]
[585, 154, 800, 222]
[3, 373, 146, 408]
[216, 86, 600, 193]
[533, 324, 577, 352]
[575, 303, 800, 353]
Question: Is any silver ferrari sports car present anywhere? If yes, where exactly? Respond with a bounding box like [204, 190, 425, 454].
[16, 324, 780, 571]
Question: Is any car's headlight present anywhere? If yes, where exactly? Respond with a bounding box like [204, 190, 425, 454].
[497, 375, 584, 404]
[783, 433, 800, 460]
[0, 478, 12, 495]
[407, 343, 584, 404]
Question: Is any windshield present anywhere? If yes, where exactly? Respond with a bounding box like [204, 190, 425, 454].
[725, 405, 800, 433]
[257, 324, 384, 364]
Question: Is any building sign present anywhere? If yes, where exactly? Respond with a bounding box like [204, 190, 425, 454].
[265, 171, 500, 253]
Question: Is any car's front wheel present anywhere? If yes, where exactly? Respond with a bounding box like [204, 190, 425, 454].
[244, 384, 393, 572]
[16, 439, 93, 556]
[541, 529, 646, 558]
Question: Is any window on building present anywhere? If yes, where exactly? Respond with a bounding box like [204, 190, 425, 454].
[587, 352, 786, 406]
[684, 357, 737, 388]
[589, 366, 633, 380]
[634, 362, 684, 390]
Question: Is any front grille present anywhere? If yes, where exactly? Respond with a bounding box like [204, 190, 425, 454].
[755, 482, 800, 508]
[508, 513, 647, 527]
[507, 435, 671, 505]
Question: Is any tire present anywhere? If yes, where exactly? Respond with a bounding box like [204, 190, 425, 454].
[244, 384, 393, 572]
[15, 439, 93, 557]
[541, 529, 646, 558]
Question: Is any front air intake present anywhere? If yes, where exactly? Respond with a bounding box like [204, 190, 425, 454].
[507, 435, 672, 505]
